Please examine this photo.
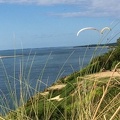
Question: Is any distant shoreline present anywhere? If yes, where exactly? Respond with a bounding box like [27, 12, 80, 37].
[73, 42, 117, 48]
[0, 55, 23, 59]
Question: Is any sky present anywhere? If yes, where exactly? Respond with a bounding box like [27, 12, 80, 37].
[0, 0, 120, 50]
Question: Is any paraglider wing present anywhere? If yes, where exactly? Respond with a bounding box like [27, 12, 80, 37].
[100, 27, 111, 34]
[77, 27, 100, 36]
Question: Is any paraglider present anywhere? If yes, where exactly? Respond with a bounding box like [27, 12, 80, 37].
[77, 27, 111, 36]
[77, 27, 100, 36]
[100, 27, 111, 34]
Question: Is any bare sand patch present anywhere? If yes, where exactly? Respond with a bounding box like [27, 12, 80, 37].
[40, 91, 49, 96]
[47, 84, 66, 91]
[48, 95, 63, 101]
[89, 71, 120, 78]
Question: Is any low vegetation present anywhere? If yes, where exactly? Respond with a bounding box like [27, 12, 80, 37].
[91, 37, 120, 71]
[5, 70, 120, 120]
[0, 38, 120, 120]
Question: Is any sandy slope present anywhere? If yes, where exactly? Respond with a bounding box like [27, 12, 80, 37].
[40, 70, 120, 101]
[47, 84, 66, 90]
[91, 70, 120, 78]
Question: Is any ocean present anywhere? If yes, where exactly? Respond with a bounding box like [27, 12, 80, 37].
[0, 46, 108, 111]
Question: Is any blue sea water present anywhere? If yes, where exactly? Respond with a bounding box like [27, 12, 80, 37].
[0, 46, 108, 112]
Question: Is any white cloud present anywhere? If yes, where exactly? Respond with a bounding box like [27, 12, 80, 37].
[91, 0, 120, 10]
[49, 0, 120, 18]
[0, 0, 81, 4]
[87, 0, 120, 17]
[0, 0, 120, 17]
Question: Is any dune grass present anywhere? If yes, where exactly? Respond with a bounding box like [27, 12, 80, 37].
[3, 69, 120, 120]
[0, 22, 120, 119]
[1, 54, 120, 120]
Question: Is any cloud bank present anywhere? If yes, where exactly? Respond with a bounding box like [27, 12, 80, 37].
[0, 0, 81, 5]
[0, 0, 119, 18]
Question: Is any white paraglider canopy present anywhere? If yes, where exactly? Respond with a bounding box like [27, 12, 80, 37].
[77, 27, 100, 36]
[100, 27, 111, 34]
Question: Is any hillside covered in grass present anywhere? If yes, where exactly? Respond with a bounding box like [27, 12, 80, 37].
[1, 38, 120, 120]
[4, 39, 120, 120]
[5, 69, 120, 120]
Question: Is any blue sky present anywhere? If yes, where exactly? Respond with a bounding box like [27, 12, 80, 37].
[0, 0, 120, 50]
